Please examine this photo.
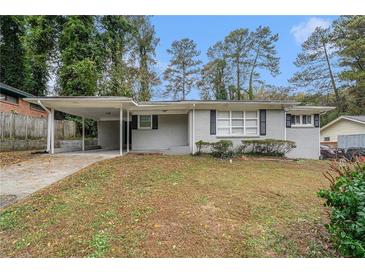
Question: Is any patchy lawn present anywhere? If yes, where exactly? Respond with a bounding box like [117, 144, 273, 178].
[0, 150, 43, 168]
[0, 155, 337, 257]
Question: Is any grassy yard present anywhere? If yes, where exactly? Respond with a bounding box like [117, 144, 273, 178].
[0, 155, 337, 257]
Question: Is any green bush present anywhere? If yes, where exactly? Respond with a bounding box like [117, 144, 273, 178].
[210, 140, 233, 159]
[318, 161, 365, 257]
[195, 140, 210, 155]
[237, 139, 296, 157]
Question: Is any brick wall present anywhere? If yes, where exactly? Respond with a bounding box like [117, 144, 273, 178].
[0, 98, 47, 118]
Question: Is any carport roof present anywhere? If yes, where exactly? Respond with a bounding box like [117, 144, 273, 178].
[24, 96, 334, 120]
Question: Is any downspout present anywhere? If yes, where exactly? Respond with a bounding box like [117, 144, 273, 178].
[38, 100, 51, 152]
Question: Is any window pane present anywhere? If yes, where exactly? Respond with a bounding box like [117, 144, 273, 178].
[217, 119, 230, 127]
[6, 95, 18, 104]
[291, 115, 296, 124]
[217, 111, 229, 119]
[246, 128, 257, 135]
[232, 111, 243, 118]
[245, 111, 257, 119]
[246, 120, 257, 127]
[232, 119, 244, 126]
[139, 115, 151, 128]
[304, 115, 311, 124]
[217, 128, 230, 135]
[295, 115, 300, 124]
[232, 128, 244, 135]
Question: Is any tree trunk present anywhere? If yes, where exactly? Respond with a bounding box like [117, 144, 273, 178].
[248, 50, 259, 100]
[236, 55, 240, 100]
[323, 42, 342, 112]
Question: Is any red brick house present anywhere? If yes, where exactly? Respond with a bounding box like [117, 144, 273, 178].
[0, 82, 47, 118]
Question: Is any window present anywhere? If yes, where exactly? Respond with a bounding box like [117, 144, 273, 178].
[138, 115, 152, 129]
[0, 92, 18, 104]
[30, 103, 45, 112]
[324, 137, 330, 141]
[217, 111, 258, 136]
[291, 114, 314, 127]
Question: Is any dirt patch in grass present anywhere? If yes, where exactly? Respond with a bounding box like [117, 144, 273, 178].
[0, 155, 337, 257]
[0, 150, 44, 168]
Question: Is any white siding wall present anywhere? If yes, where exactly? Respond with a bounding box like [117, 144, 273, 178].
[97, 121, 119, 149]
[321, 119, 365, 142]
[286, 127, 320, 159]
[132, 114, 188, 151]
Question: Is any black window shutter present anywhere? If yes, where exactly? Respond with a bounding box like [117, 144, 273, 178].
[259, 109, 266, 136]
[152, 115, 158, 129]
[314, 114, 320, 127]
[210, 110, 216, 135]
[286, 114, 292, 128]
[131, 115, 138, 129]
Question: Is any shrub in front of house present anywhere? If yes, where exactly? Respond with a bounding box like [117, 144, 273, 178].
[237, 139, 296, 157]
[210, 140, 234, 159]
[318, 161, 365, 258]
[195, 140, 210, 155]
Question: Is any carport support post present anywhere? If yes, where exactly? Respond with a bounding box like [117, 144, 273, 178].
[127, 110, 129, 153]
[47, 111, 52, 152]
[120, 107, 123, 156]
[50, 108, 55, 154]
[82, 116, 85, 151]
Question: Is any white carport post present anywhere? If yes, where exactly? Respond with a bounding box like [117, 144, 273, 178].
[50, 108, 55, 154]
[81, 116, 85, 151]
[120, 106, 123, 156]
[46, 109, 52, 152]
[127, 110, 130, 153]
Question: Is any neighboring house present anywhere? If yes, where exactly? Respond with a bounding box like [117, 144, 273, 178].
[0, 82, 47, 118]
[24, 96, 334, 159]
[320, 115, 365, 148]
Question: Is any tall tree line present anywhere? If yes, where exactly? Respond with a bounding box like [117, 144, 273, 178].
[0, 15, 159, 100]
[289, 15, 365, 118]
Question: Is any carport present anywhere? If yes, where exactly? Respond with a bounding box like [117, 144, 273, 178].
[24, 96, 136, 155]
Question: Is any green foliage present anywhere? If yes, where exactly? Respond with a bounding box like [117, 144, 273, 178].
[210, 140, 234, 159]
[0, 16, 26, 90]
[247, 26, 280, 100]
[163, 38, 202, 100]
[23, 16, 63, 96]
[333, 16, 365, 115]
[194, 140, 210, 155]
[58, 16, 102, 96]
[89, 230, 110, 257]
[237, 139, 296, 157]
[318, 161, 365, 257]
[289, 26, 344, 112]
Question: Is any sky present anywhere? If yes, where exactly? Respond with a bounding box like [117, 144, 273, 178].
[151, 15, 338, 100]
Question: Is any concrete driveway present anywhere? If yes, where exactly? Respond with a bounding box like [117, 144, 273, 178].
[0, 150, 119, 208]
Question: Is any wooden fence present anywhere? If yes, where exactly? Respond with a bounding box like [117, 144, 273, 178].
[0, 112, 77, 141]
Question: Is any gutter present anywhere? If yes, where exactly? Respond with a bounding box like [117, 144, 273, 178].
[37, 100, 51, 114]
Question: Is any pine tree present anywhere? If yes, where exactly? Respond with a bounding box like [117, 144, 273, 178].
[129, 16, 160, 101]
[198, 41, 229, 100]
[0, 16, 26, 89]
[224, 28, 252, 100]
[247, 26, 280, 100]
[163, 38, 201, 100]
[333, 16, 365, 114]
[289, 27, 344, 112]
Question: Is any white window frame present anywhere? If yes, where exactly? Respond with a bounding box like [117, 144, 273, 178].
[138, 114, 152, 129]
[216, 110, 259, 137]
[291, 114, 314, 128]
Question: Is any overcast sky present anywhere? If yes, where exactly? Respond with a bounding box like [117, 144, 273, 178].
[151, 15, 338, 100]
